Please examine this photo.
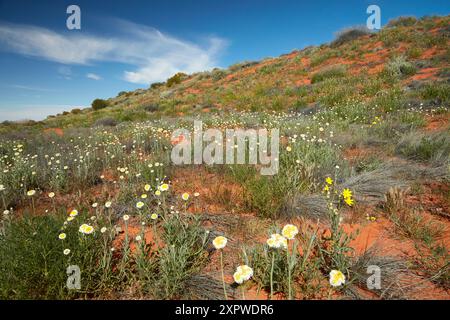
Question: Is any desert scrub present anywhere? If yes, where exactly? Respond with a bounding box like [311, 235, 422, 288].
[166, 72, 187, 87]
[311, 65, 347, 84]
[395, 130, 450, 164]
[147, 214, 209, 299]
[310, 49, 337, 67]
[228, 165, 285, 218]
[385, 191, 443, 245]
[379, 27, 410, 47]
[91, 98, 109, 111]
[386, 16, 417, 28]
[369, 87, 405, 112]
[348, 248, 417, 299]
[315, 79, 357, 107]
[228, 136, 345, 219]
[419, 82, 450, 104]
[383, 55, 416, 79]
[331, 26, 372, 47]
[0, 211, 112, 299]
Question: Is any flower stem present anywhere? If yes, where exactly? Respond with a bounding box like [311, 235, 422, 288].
[1, 194, 6, 210]
[220, 250, 228, 300]
[270, 252, 275, 300]
[31, 198, 35, 215]
[287, 246, 292, 300]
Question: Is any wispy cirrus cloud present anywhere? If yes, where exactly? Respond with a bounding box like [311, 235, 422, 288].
[0, 20, 228, 84]
[86, 73, 102, 81]
[9, 84, 57, 92]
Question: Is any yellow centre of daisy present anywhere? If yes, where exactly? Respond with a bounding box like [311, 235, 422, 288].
[212, 236, 227, 249]
[282, 224, 299, 240]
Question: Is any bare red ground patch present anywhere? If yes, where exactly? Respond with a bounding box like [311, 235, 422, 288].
[43, 128, 64, 136]
[410, 67, 439, 81]
[170, 166, 248, 215]
[424, 113, 450, 132]
[295, 78, 311, 86]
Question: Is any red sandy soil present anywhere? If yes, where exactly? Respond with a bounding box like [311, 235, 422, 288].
[43, 128, 64, 136]
[367, 63, 385, 75]
[295, 78, 311, 86]
[342, 146, 380, 165]
[410, 67, 440, 81]
[112, 217, 160, 253]
[424, 113, 450, 132]
[170, 166, 249, 215]
[419, 47, 443, 60]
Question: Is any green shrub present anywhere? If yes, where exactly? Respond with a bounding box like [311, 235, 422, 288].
[91, 99, 109, 111]
[93, 117, 117, 127]
[211, 68, 228, 81]
[166, 72, 187, 87]
[331, 26, 372, 47]
[142, 103, 159, 113]
[71, 108, 82, 114]
[407, 47, 422, 59]
[311, 65, 347, 84]
[419, 82, 450, 104]
[384, 56, 416, 79]
[150, 82, 165, 89]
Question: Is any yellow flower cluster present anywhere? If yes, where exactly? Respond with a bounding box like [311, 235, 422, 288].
[341, 188, 354, 207]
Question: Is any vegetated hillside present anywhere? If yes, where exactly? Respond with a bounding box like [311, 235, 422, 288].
[2, 15, 449, 132]
[0, 15, 449, 300]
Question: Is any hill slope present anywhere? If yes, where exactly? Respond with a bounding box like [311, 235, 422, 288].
[8, 14, 446, 131]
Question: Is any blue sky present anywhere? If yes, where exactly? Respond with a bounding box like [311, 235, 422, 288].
[0, 0, 448, 121]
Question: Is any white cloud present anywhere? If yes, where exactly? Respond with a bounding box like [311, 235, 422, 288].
[0, 20, 228, 84]
[86, 73, 102, 81]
